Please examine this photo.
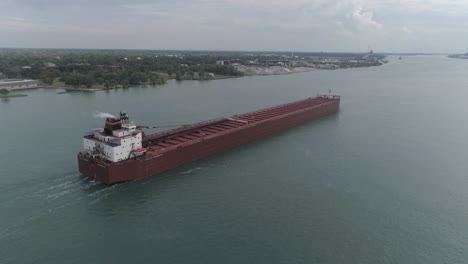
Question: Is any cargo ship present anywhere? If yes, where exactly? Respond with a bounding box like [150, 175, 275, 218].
[78, 94, 340, 184]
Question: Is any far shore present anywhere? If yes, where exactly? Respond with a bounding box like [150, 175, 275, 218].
[35, 62, 386, 93]
[42, 75, 242, 92]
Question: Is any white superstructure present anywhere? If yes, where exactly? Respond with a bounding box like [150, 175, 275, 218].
[82, 113, 145, 162]
[319, 90, 341, 100]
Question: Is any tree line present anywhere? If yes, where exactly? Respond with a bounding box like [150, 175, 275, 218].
[60, 70, 166, 88]
[0, 49, 244, 89]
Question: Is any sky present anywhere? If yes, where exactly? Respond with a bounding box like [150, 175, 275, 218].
[0, 0, 467, 53]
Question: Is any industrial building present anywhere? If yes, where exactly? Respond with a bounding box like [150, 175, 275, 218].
[0, 79, 39, 91]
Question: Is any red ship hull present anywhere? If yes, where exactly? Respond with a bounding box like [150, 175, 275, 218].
[78, 97, 340, 184]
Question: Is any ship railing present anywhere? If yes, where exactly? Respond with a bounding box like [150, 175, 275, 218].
[106, 142, 120, 147]
[83, 134, 120, 147]
[226, 117, 249, 124]
[234, 97, 316, 118]
[143, 117, 226, 142]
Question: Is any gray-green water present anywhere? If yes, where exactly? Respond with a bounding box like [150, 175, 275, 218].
[1, 56, 468, 263]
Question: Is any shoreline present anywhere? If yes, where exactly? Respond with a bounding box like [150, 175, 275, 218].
[237, 66, 315, 76]
[236, 63, 385, 76]
[43, 76, 242, 92]
[43, 86, 102, 92]
[35, 63, 385, 94]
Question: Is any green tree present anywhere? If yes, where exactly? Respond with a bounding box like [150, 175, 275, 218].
[129, 71, 147, 85]
[175, 72, 183, 81]
[41, 77, 54, 85]
[149, 73, 166, 85]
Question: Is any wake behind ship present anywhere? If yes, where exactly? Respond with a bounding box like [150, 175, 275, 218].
[78, 94, 341, 184]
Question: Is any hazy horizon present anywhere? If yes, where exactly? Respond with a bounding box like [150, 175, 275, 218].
[1, 0, 467, 53]
[0, 47, 454, 55]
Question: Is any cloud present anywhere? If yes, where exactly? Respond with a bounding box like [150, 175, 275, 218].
[350, 3, 383, 31]
[402, 26, 412, 33]
[0, 0, 467, 52]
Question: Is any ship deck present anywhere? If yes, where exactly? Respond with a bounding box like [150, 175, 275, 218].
[142, 97, 337, 153]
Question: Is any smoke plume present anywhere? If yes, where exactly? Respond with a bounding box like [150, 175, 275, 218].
[93, 111, 116, 119]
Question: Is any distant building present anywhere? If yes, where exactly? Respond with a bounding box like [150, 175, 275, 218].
[189, 72, 215, 79]
[317, 64, 339, 69]
[216, 60, 224, 65]
[200, 72, 214, 78]
[0, 72, 4, 79]
[108, 65, 122, 71]
[0, 79, 39, 91]
[44, 62, 57, 67]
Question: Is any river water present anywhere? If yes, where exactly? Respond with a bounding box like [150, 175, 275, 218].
[1, 55, 467, 263]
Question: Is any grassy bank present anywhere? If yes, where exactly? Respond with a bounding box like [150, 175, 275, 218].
[0, 94, 28, 98]
[43, 79, 105, 90]
[210, 75, 240, 80]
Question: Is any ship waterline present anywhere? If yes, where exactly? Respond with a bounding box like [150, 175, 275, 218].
[78, 95, 341, 184]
